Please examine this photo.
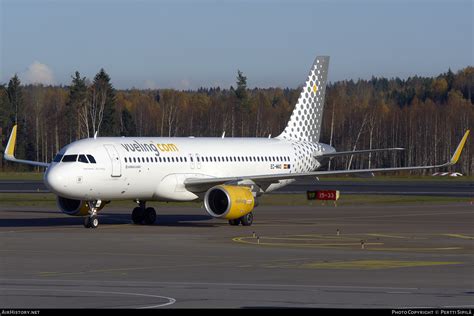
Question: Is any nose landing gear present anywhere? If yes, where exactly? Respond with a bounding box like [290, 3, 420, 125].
[84, 200, 102, 229]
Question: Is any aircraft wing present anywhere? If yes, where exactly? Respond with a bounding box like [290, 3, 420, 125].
[184, 130, 469, 193]
[3, 125, 50, 168]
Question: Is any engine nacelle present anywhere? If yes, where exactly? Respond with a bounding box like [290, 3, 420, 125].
[57, 196, 105, 216]
[204, 185, 255, 220]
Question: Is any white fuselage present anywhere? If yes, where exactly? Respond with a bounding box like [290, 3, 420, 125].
[44, 137, 334, 201]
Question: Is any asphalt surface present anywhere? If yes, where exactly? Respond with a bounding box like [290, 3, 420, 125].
[0, 202, 473, 308]
[1, 179, 473, 197]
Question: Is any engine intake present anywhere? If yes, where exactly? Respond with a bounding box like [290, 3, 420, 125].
[204, 185, 255, 220]
[57, 196, 106, 216]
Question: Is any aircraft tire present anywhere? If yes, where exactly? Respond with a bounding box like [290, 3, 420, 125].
[89, 215, 99, 229]
[143, 207, 157, 225]
[84, 217, 91, 228]
[228, 219, 241, 226]
[240, 212, 253, 226]
[132, 207, 144, 224]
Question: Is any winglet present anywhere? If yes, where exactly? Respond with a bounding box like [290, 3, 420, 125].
[4, 125, 17, 159]
[450, 130, 470, 165]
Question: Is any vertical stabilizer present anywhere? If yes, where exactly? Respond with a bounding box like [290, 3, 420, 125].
[277, 56, 329, 143]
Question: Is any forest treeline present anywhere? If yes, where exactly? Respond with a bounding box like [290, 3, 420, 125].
[0, 66, 472, 175]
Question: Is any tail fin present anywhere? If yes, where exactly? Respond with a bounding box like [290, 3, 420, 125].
[277, 56, 329, 143]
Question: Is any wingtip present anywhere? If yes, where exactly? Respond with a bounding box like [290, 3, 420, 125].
[4, 125, 17, 159]
[450, 130, 470, 165]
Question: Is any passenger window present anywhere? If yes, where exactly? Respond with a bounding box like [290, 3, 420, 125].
[78, 154, 89, 164]
[62, 155, 78, 162]
[87, 155, 96, 163]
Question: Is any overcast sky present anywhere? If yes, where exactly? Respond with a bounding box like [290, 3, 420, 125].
[1, 0, 472, 89]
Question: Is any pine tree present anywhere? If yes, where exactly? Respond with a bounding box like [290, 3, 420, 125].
[7, 74, 22, 124]
[0, 84, 13, 169]
[92, 68, 117, 136]
[66, 71, 88, 141]
[120, 108, 136, 136]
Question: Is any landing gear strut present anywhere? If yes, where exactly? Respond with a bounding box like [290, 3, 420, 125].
[228, 212, 254, 226]
[84, 200, 101, 229]
[132, 201, 157, 225]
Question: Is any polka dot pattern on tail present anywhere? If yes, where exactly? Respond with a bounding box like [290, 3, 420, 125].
[277, 56, 329, 143]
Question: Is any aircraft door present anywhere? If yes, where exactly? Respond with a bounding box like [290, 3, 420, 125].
[104, 144, 122, 177]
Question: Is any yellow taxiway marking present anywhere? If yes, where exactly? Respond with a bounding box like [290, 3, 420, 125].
[233, 237, 383, 248]
[368, 247, 462, 252]
[292, 260, 463, 270]
[443, 234, 474, 240]
[233, 233, 466, 252]
[366, 234, 411, 239]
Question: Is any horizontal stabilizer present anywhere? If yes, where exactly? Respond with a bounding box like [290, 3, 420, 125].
[314, 148, 404, 159]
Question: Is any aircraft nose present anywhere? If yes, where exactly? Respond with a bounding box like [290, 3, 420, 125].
[44, 166, 67, 194]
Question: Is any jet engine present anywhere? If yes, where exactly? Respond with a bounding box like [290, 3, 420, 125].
[57, 196, 105, 216]
[204, 185, 255, 220]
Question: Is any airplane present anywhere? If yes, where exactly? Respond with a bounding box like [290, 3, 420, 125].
[3, 56, 470, 229]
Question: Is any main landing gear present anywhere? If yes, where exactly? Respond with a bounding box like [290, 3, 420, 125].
[228, 212, 253, 226]
[132, 201, 157, 225]
[84, 200, 101, 229]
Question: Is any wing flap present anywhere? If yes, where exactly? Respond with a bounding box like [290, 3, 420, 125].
[315, 148, 404, 159]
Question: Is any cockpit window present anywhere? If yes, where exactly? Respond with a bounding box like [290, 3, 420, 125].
[53, 154, 63, 163]
[87, 155, 97, 164]
[62, 155, 78, 162]
[78, 154, 89, 163]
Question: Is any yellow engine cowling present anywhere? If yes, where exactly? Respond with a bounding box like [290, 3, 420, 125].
[57, 196, 106, 216]
[204, 185, 255, 220]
